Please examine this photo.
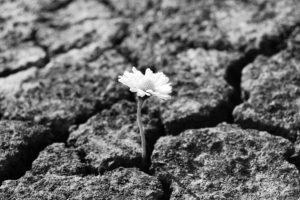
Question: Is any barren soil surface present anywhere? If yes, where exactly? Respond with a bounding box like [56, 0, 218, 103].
[0, 0, 299, 199]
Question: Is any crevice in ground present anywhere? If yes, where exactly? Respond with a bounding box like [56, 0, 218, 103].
[46, 15, 130, 58]
[165, 100, 234, 136]
[97, 0, 121, 16]
[144, 107, 167, 173]
[31, 29, 51, 67]
[0, 18, 128, 79]
[139, 25, 298, 198]
[224, 25, 297, 124]
[68, 101, 166, 176]
[98, 0, 162, 18]
[158, 177, 172, 200]
[224, 25, 300, 172]
[0, 135, 53, 185]
[0, 56, 48, 78]
[224, 49, 259, 107]
[0, 29, 50, 78]
[40, 0, 75, 12]
[0, 90, 136, 184]
[152, 173, 201, 200]
[75, 148, 99, 176]
[114, 45, 139, 67]
[0, 129, 65, 184]
[235, 118, 297, 143]
[2, 27, 140, 182]
[1, 5, 298, 200]
[284, 145, 300, 171]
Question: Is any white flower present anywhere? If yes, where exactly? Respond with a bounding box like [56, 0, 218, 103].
[118, 67, 172, 100]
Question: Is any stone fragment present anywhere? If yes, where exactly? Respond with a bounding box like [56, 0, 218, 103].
[122, 0, 299, 67]
[0, 1, 44, 75]
[233, 48, 300, 141]
[0, 46, 131, 140]
[151, 123, 300, 199]
[148, 48, 240, 135]
[0, 168, 163, 200]
[0, 120, 52, 183]
[0, 67, 37, 96]
[35, 0, 126, 54]
[106, 0, 159, 17]
[68, 100, 163, 172]
[0, 1, 37, 48]
[0, 43, 46, 75]
[24, 0, 73, 12]
[30, 143, 92, 176]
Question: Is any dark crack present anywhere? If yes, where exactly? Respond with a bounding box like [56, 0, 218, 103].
[75, 148, 99, 176]
[0, 67, 135, 184]
[225, 25, 297, 126]
[39, 0, 75, 12]
[158, 177, 172, 200]
[0, 28, 49, 78]
[0, 144, 49, 184]
[68, 100, 165, 175]
[230, 25, 296, 100]
[1, 1, 299, 199]
[144, 107, 166, 172]
[165, 100, 234, 136]
[0, 57, 47, 78]
[284, 145, 300, 171]
[0, 122, 54, 184]
[234, 116, 297, 142]
[223, 25, 300, 173]
[97, 0, 120, 15]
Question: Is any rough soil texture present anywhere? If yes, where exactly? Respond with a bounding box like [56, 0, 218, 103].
[0, 47, 133, 141]
[0, 0, 299, 199]
[0, 168, 163, 199]
[151, 123, 300, 199]
[0, 121, 52, 183]
[67, 100, 164, 172]
[148, 49, 241, 135]
[233, 28, 300, 142]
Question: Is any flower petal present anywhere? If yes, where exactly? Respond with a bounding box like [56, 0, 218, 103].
[137, 89, 150, 97]
[119, 67, 172, 100]
[147, 89, 171, 100]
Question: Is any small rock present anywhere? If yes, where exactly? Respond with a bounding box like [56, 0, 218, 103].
[35, 0, 125, 54]
[0, 42, 46, 75]
[107, 0, 160, 17]
[0, 67, 37, 96]
[23, 0, 73, 12]
[0, 168, 164, 200]
[30, 143, 92, 176]
[122, 0, 299, 67]
[0, 47, 132, 140]
[233, 48, 300, 141]
[0, 120, 52, 183]
[68, 100, 163, 172]
[151, 123, 300, 199]
[149, 48, 240, 135]
[0, 1, 36, 48]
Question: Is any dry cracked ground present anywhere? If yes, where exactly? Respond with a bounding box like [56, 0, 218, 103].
[0, 0, 299, 199]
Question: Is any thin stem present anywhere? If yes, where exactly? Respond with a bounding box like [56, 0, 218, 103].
[137, 97, 147, 167]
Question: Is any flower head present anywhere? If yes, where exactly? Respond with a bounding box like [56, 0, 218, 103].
[118, 67, 172, 100]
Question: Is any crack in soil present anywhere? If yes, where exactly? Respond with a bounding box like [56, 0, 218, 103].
[224, 24, 300, 172]
[0, 1, 299, 198]
[0, 48, 135, 183]
[158, 177, 172, 200]
[225, 25, 297, 126]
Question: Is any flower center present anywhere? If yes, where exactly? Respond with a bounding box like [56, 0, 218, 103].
[140, 79, 155, 91]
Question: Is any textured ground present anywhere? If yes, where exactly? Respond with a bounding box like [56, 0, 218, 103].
[0, 0, 299, 199]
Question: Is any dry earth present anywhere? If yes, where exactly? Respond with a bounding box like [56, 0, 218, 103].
[0, 0, 299, 199]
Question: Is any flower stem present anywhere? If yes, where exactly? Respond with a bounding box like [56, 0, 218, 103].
[137, 97, 147, 168]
